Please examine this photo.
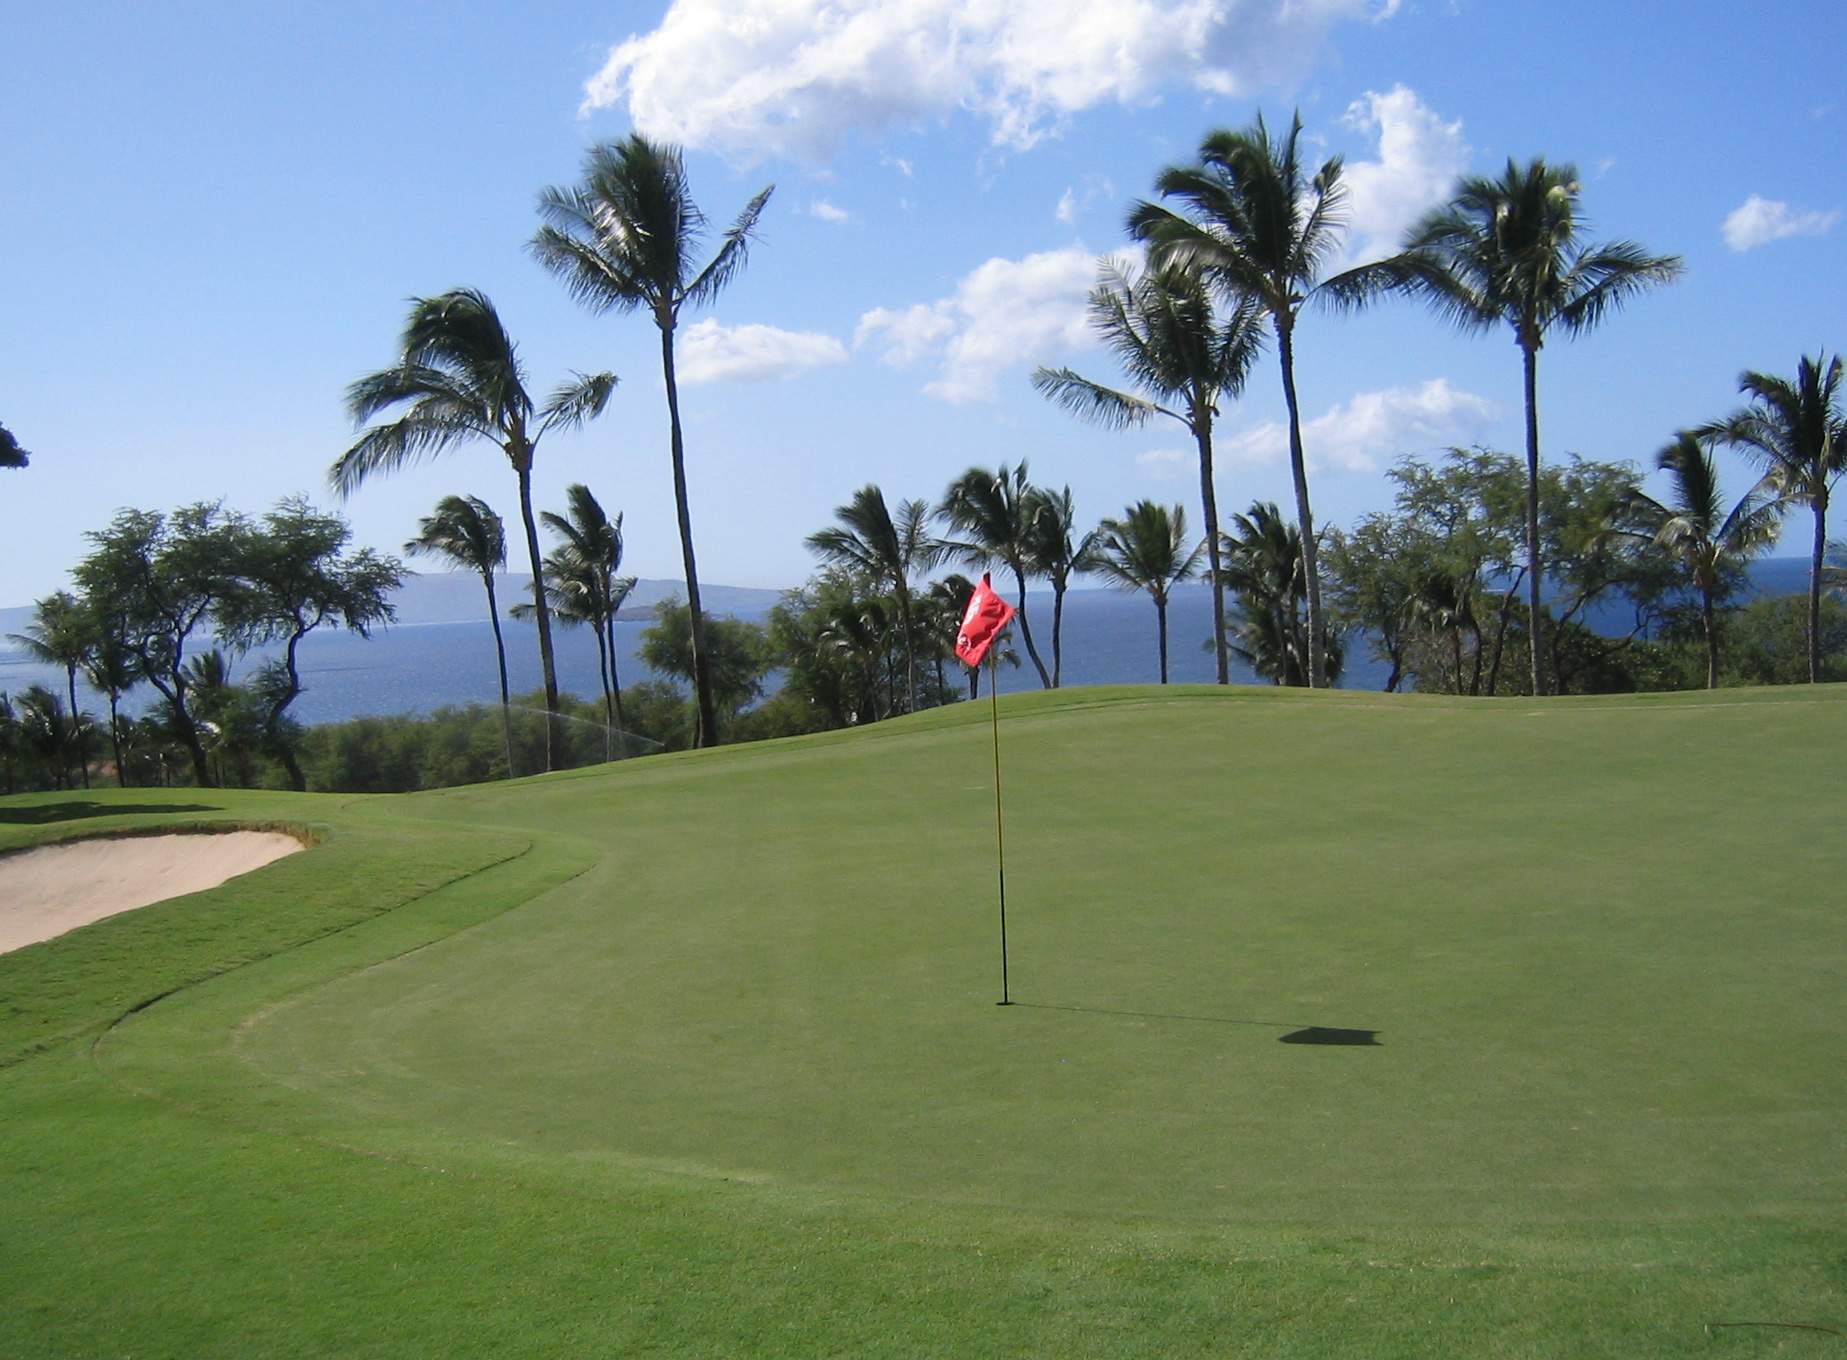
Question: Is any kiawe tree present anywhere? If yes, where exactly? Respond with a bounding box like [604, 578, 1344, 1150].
[222, 497, 402, 791]
[405, 494, 516, 776]
[530, 133, 772, 749]
[1129, 113, 1359, 688]
[333, 288, 615, 772]
[1034, 260, 1262, 685]
[1701, 353, 1847, 684]
[1087, 500, 1204, 684]
[71, 504, 249, 787]
[1350, 157, 1683, 695]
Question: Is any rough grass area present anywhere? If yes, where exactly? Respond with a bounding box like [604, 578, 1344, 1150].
[2, 685, 1844, 1357]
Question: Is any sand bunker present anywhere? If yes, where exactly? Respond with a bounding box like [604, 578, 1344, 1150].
[0, 831, 304, 955]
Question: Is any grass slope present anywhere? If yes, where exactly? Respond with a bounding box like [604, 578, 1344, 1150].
[2, 685, 1845, 1357]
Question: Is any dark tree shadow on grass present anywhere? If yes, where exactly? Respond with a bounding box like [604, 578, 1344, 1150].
[0, 801, 221, 825]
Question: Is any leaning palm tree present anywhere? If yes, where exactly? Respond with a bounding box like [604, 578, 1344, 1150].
[530, 134, 772, 748]
[540, 484, 636, 740]
[9, 591, 95, 789]
[939, 463, 1053, 687]
[334, 289, 616, 772]
[1088, 501, 1204, 683]
[1620, 433, 1780, 688]
[1128, 113, 1351, 687]
[1034, 260, 1263, 684]
[1700, 353, 1847, 684]
[405, 494, 516, 776]
[805, 486, 938, 712]
[1356, 159, 1683, 694]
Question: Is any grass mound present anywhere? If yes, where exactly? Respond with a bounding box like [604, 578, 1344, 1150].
[3, 686, 1845, 1356]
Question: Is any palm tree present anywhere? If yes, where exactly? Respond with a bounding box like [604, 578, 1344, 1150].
[334, 289, 616, 772]
[1020, 486, 1095, 689]
[1129, 113, 1352, 687]
[805, 486, 939, 712]
[539, 483, 636, 742]
[405, 494, 516, 775]
[1356, 158, 1683, 694]
[81, 630, 137, 787]
[939, 463, 1054, 687]
[9, 591, 95, 789]
[1620, 433, 1780, 688]
[530, 134, 773, 748]
[1088, 501, 1204, 683]
[1701, 353, 1847, 684]
[1034, 261, 1263, 684]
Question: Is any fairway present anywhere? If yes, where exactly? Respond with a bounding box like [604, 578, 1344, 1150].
[6, 685, 1847, 1356]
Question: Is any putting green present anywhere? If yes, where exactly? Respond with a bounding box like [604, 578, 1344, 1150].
[111, 686, 1847, 1225]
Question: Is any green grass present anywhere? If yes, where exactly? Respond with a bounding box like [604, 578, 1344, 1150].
[3, 685, 1845, 1356]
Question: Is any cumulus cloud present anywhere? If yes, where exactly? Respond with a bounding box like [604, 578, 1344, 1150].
[585, 0, 1399, 162]
[677, 319, 849, 385]
[1222, 379, 1496, 472]
[857, 246, 1099, 402]
[1338, 86, 1468, 264]
[1722, 195, 1840, 252]
[808, 199, 851, 222]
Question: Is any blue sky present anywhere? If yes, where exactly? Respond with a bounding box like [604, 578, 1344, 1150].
[2, 1, 1842, 607]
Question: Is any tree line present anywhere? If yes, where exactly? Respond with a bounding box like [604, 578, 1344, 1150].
[7, 111, 1843, 791]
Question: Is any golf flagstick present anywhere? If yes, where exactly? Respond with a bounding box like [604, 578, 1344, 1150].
[954, 575, 1017, 1007]
[988, 649, 1010, 1005]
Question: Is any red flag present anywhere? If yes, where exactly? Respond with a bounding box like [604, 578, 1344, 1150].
[955, 574, 1016, 668]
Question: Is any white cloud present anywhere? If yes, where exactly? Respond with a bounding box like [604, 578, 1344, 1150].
[808, 199, 851, 222]
[585, 0, 1400, 163]
[1136, 448, 1191, 480]
[1339, 86, 1468, 264]
[1056, 189, 1079, 225]
[1222, 379, 1496, 472]
[1722, 195, 1840, 252]
[857, 246, 1099, 403]
[677, 319, 849, 385]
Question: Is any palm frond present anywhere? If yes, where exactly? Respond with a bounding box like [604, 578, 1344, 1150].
[1030, 368, 1161, 430]
[684, 186, 774, 309]
[537, 371, 618, 437]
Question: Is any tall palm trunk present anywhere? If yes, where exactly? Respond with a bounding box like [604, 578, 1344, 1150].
[514, 458, 565, 771]
[479, 568, 516, 777]
[1521, 339, 1548, 697]
[606, 595, 629, 742]
[64, 664, 88, 789]
[1808, 493, 1827, 684]
[1050, 579, 1066, 688]
[1195, 410, 1229, 684]
[895, 578, 918, 712]
[659, 320, 718, 746]
[1275, 320, 1325, 688]
[107, 692, 126, 787]
[1155, 594, 1171, 683]
[1009, 566, 1052, 687]
[1701, 582, 1720, 690]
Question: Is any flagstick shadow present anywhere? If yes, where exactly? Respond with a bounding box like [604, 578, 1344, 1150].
[1009, 1003, 1381, 1046]
[1010, 1001, 1293, 1029]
